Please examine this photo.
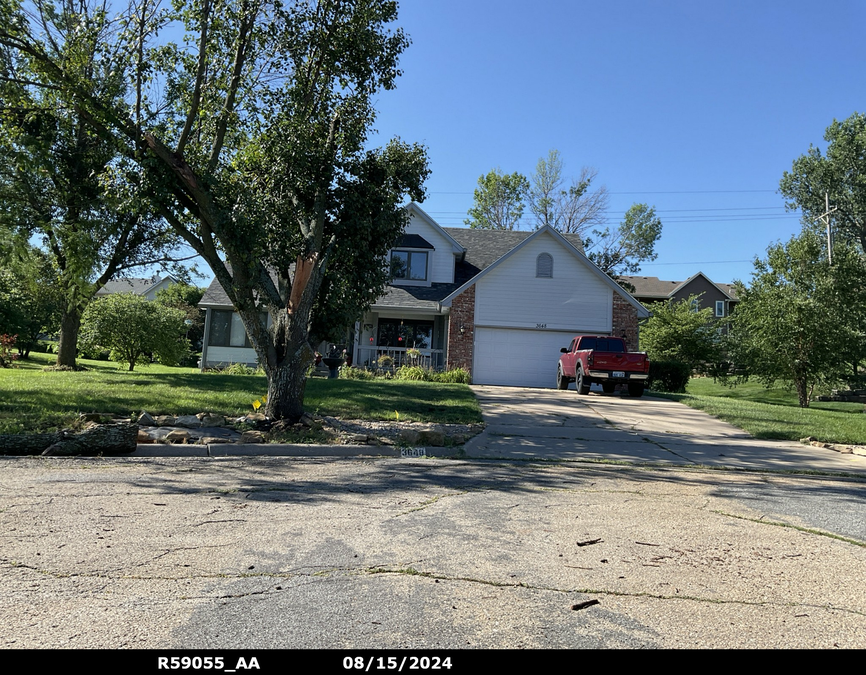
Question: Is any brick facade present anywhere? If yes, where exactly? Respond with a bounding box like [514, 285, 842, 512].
[446, 285, 475, 374]
[611, 294, 639, 351]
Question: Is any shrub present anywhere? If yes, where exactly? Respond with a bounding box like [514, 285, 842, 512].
[395, 365, 429, 381]
[339, 365, 377, 380]
[395, 366, 471, 384]
[0, 334, 19, 367]
[647, 360, 691, 393]
[79, 294, 189, 371]
[435, 368, 471, 384]
[222, 362, 261, 375]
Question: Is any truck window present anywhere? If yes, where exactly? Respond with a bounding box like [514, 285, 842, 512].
[577, 337, 624, 352]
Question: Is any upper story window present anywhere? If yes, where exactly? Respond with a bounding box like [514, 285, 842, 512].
[536, 253, 553, 278]
[391, 250, 428, 281]
[715, 300, 725, 317]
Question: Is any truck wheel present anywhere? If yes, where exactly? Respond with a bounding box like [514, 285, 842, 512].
[556, 366, 569, 390]
[627, 382, 644, 398]
[602, 382, 616, 394]
[576, 368, 591, 395]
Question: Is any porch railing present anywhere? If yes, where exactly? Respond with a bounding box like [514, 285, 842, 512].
[355, 346, 445, 370]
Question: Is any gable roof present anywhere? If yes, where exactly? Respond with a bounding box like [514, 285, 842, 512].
[95, 275, 177, 297]
[622, 272, 738, 301]
[440, 225, 651, 318]
[405, 202, 465, 254]
[374, 227, 589, 311]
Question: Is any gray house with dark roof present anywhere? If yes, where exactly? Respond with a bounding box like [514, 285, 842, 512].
[620, 273, 738, 320]
[198, 203, 650, 387]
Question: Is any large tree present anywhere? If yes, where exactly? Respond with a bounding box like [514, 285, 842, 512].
[527, 149, 609, 233]
[464, 168, 529, 230]
[586, 203, 663, 284]
[727, 228, 866, 407]
[0, 4, 184, 368]
[0, 0, 428, 419]
[779, 112, 866, 253]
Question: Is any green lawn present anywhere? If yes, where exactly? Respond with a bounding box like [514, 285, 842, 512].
[0, 352, 482, 434]
[654, 377, 866, 445]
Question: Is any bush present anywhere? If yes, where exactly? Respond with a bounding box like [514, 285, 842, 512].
[339, 365, 377, 380]
[79, 294, 189, 371]
[217, 362, 261, 375]
[395, 365, 428, 381]
[433, 367, 471, 384]
[647, 360, 691, 393]
[395, 366, 471, 384]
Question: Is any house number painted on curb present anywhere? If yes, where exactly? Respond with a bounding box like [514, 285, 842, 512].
[401, 448, 427, 458]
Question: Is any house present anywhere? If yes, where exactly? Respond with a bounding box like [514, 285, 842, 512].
[619, 272, 738, 321]
[197, 203, 651, 387]
[94, 274, 179, 301]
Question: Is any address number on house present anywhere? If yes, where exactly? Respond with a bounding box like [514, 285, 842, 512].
[536, 323, 547, 328]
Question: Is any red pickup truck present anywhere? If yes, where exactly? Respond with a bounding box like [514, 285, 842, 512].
[557, 335, 650, 397]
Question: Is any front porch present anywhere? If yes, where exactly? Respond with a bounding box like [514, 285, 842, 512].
[354, 345, 445, 370]
[353, 311, 449, 371]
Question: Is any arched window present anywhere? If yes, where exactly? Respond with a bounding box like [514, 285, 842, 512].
[536, 253, 553, 278]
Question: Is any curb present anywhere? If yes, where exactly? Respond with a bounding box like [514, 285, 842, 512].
[131, 443, 461, 458]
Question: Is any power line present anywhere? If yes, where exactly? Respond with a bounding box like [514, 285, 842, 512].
[429, 189, 778, 196]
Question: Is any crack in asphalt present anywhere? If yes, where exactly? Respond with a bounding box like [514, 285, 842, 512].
[5, 557, 864, 617]
[712, 510, 866, 548]
[395, 491, 466, 516]
[365, 566, 866, 616]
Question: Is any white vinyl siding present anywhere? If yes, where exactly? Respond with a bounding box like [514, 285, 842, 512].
[474, 232, 612, 333]
[404, 213, 455, 283]
[205, 346, 258, 367]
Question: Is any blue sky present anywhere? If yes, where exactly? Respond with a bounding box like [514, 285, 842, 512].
[359, 0, 866, 286]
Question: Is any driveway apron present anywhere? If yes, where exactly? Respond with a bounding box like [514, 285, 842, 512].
[465, 385, 866, 474]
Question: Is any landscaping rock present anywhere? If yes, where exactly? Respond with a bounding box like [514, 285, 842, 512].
[175, 415, 202, 429]
[138, 412, 156, 427]
[418, 429, 445, 447]
[199, 415, 225, 427]
[240, 430, 265, 443]
[398, 429, 421, 445]
[137, 430, 156, 443]
[165, 430, 191, 444]
[202, 436, 234, 444]
[155, 415, 177, 426]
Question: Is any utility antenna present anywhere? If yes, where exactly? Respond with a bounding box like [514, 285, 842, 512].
[816, 193, 837, 264]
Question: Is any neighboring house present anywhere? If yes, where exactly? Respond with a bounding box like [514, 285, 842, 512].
[198, 203, 651, 388]
[94, 274, 179, 301]
[620, 272, 738, 323]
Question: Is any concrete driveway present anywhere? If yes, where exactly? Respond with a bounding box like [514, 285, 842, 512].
[465, 385, 866, 475]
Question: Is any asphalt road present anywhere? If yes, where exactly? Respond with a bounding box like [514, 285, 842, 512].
[1, 455, 864, 650]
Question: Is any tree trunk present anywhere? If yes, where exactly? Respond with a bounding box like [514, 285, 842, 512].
[795, 377, 810, 407]
[265, 356, 311, 421]
[56, 308, 81, 368]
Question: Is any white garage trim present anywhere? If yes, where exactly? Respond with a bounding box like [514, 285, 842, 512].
[473, 326, 590, 388]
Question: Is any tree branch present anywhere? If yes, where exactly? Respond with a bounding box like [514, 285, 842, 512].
[207, 0, 256, 173]
[177, 0, 210, 155]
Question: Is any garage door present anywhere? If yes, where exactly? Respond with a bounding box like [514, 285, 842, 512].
[473, 327, 576, 388]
